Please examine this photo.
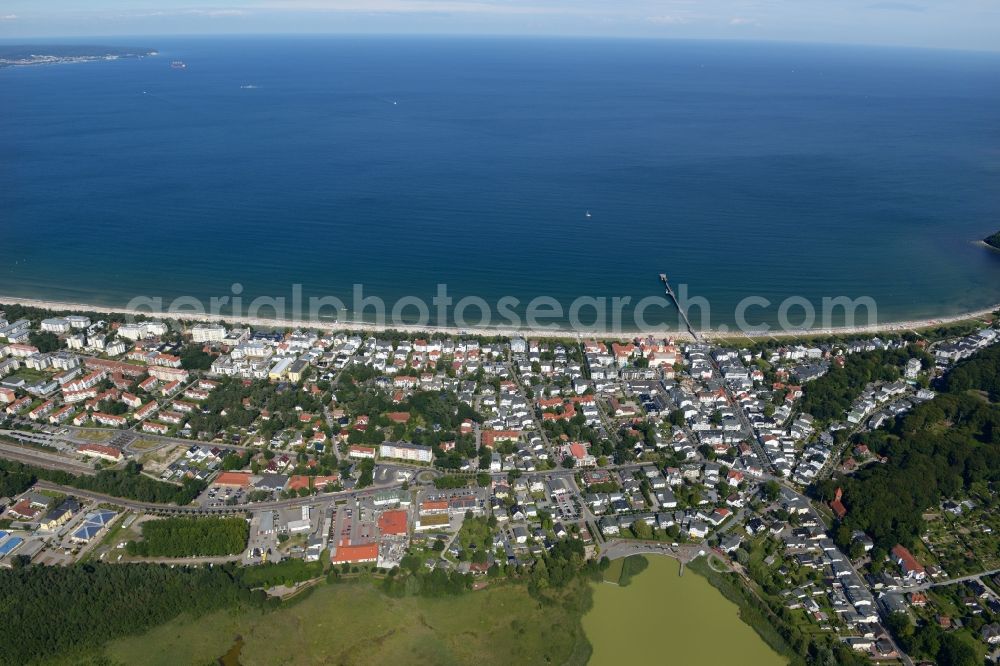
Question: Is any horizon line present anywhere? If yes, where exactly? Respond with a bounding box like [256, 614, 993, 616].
[2, 33, 999, 56]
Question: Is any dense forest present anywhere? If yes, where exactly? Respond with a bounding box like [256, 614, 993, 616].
[0, 459, 205, 505]
[814, 348, 1000, 549]
[799, 348, 926, 421]
[179, 343, 214, 370]
[0, 562, 265, 665]
[28, 330, 60, 353]
[405, 390, 482, 431]
[126, 516, 249, 557]
[944, 344, 1000, 400]
[0, 303, 133, 326]
[0, 464, 35, 497]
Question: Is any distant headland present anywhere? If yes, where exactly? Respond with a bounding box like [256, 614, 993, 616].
[986, 231, 1000, 251]
[0, 45, 156, 68]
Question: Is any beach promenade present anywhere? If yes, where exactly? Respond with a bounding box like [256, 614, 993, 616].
[0, 295, 996, 342]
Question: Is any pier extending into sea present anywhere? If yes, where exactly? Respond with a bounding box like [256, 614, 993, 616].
[660, 273, 700, 342]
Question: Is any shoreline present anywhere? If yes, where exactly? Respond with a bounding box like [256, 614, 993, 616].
[0, 294, 996, 342]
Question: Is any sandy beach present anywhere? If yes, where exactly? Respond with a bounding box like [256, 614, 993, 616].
[0, 295, 996, 343]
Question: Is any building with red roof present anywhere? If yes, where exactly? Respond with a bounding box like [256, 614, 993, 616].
[378, 509, 409, 536]
[213, 471, 252, 488]
[891, 544, 926, 580]
[481, 430, 520, 449]
[331, 542, 379, 564]
[7, 499, 42, 520]
[287, 474, 340, 492]
[77, 443, 123, 462]
[348, 445, 376, 459]
[830, 487, 847, 520]
[420, 499, 449, 514]
[561, 441, 595, 467]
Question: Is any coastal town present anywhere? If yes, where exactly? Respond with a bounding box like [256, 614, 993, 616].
[2, 302, 1000, 665]
[5, 0, 1000, 658]
[0, 46, 158, 69]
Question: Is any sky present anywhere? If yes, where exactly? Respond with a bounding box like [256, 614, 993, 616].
[0, 0, 997, 52]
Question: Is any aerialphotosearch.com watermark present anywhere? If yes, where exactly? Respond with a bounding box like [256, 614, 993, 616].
[124, 282, 879, 335]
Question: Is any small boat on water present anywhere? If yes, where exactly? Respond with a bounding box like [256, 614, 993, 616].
[585, 210, 591, 218]
[171, 60, 186, 69]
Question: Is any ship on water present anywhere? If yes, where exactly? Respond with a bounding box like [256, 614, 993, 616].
[170, 60, 186, 69]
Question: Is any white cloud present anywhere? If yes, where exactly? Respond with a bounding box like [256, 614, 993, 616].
[646, 15, 688, 25]
[253, 0, 589, 16]
[867, 1, 926, 12]
[729, 16, 758, 26]
[1, 14, 17, 20]
[183, 9, 247, 16]
[138, 8, 247, 18]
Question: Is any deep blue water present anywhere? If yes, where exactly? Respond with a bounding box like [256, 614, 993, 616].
[2, 36, 1000, 330]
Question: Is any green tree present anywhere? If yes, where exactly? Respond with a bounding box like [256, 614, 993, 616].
[937, 633, 978, 666]
[356, 459, 375, 489]
[126, 517, 248, 557]
[179, 344, 214, 371]
[28, 331, 60, 353]
[631, 520, 652, 540]
[762, 480, 781, 502]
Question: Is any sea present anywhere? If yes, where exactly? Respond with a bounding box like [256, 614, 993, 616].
[2, 36, 999, 332]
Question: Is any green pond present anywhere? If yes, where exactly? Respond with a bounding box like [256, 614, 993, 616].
[583, 556, 786, 665]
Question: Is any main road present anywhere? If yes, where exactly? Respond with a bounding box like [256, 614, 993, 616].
[31, 470, 406, 516]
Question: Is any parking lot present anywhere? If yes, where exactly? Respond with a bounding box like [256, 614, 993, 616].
[550, 492, 580, 521]
[200, 484, 249, 507]
[330, 500, 374, 546]
[246, 511, 281, 564]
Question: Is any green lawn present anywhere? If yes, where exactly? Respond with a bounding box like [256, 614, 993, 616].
[602, 558, 624, 583]
[8, 369, 49, 384]
[105, 580, 590, 666]
[73, 429, 116, 442]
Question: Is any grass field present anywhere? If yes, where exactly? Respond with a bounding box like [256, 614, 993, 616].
[130, 438, 164, 451]
[105, 580, 591, 666]
[72, 429, 115, 442]
[602, 558, 624, 583]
